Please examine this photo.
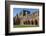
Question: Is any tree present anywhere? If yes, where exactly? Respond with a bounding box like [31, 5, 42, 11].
[13, 17, 15, 25]
[27, 10, 30, 14]
[15, 18, 20, 25]
[23, 9, 26, 16]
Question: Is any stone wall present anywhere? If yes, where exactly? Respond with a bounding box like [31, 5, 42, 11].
[14, 11, 39, 25]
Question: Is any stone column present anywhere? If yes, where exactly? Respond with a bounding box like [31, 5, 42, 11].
[20, 20, 24, 25]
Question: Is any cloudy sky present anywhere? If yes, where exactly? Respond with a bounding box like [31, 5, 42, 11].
[13, 8, 39, 17]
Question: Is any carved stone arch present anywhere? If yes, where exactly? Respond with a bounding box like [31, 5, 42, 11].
[35, 19, 38, 25]
[27, 20, 30, 24]
[31, 19, 34, 25]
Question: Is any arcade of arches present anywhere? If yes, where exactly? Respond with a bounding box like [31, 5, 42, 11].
[13, 10, 39, 26]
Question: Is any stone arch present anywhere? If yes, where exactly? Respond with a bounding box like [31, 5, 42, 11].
[35, 19, 38, 25]
[27, 20, 30, 24]
[23, 20, 30, 25]
[24, 20, 27, 25]
[31, 20, 34, 25]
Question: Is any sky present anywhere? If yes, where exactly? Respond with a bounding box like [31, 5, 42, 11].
[13, 8, 39, 17]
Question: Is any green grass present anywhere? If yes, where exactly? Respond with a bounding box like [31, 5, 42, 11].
[14, 24, 39, 28]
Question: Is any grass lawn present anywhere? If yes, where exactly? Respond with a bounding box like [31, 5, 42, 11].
[14, 24, 39, 28]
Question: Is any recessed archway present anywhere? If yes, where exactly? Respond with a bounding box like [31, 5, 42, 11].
[35, 19, 38, 25]
[31, 20, 34, 25]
